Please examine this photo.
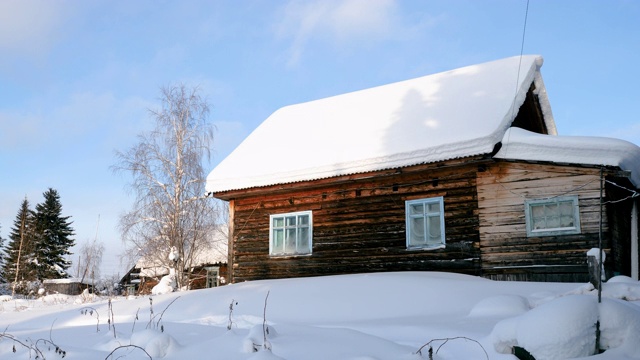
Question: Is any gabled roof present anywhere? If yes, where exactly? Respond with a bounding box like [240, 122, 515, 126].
[207, 55, 555, 194]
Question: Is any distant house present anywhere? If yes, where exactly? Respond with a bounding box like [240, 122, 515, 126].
[206, 55, 640, 283]
[120, 232, 228, 295]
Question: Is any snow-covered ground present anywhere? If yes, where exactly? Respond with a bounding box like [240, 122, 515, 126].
[1, 272, 639, 360]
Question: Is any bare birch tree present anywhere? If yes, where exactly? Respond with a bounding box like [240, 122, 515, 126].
[76, 238, 105, 286]
[113, 84, 217, 290]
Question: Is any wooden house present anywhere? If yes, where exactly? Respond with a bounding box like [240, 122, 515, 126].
[119, 232, 228, 295]
[206, 55, 640, 283]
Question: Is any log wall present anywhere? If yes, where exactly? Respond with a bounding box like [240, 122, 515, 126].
[605, 177, 638, 278]
[477, 162, 605, 282]
[219, 158, 630, 283]
[224, 160, 484, 283]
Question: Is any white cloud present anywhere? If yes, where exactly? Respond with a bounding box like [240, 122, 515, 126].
[328, 0, 395, 41]
[0, 0, 72, 57]
[275, 0, 397, 66]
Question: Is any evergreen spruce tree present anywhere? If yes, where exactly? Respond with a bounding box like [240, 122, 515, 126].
[2, 198, 38, 287]
[33, 188, 75, 279]
[0, 224, 4, 282]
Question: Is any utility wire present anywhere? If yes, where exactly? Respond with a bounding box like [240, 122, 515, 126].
[502, 0, 531, 160]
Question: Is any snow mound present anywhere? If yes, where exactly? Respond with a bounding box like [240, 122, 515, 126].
[40, 293, 74, 304]
[243, 323, 278, 353]
[491, 294, 640, 360]
[602, 280, 640, 301]
[130, 329, 180, 358]
[248, 349, 286, 360]
[492, 295, 598, 360]
[607, 275, 637, 284]
[598, 299, 640, 357]
[468, 294, 530, 317]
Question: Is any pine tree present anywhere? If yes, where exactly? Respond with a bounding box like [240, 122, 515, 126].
[2, 198, 38, 287]
[32, 188, 75, 279]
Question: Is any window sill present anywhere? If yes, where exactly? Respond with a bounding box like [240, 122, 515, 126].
[527, 228, 581, 237]
[269, 253, 312, 258]
[407, 244, 446, 251]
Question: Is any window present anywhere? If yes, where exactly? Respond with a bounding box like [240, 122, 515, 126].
[406, 197, 445, 249]
[525, 196, 581, 237]
[205, 267, 219, 288]
[269, 211, 312, 256]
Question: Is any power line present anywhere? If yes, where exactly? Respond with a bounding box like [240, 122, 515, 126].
[502, 0, 531, 159]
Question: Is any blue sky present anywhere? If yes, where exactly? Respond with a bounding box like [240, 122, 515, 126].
[1, 0, 639, 277]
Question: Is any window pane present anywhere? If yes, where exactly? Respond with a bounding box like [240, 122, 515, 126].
[560, 215, 574, 228]
[285, 216, 296, 227]
[427, 202, 440, 213]
[547, 216, 560, 229]
[531, 204, 545, 218]
[273, 229, 283, 251]
[285, 228, 297, 252]
[546, 203, 559, 217]
[532, 218, 545, 230]
[410, 203, 424, 215]
[428, 215, 441, 242]
[559, 201, 573, 216]
[298, 215, 309, 226]
[273, 217, 284, 228]
[410, 217, 426, 245]
[298, 228, 309, 252]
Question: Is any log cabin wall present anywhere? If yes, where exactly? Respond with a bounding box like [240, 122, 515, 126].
[477, 161, 605, 282]
[223, 158, 484, 283]
[605, 177, 637, 278]
[188, 263, 229, 289]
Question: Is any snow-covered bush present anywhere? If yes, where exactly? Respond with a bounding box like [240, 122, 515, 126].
[152, 274, 176, 295]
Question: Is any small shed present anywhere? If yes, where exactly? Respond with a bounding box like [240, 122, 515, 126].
[206, 55, 640, 283]
[42, 278, 94, 296]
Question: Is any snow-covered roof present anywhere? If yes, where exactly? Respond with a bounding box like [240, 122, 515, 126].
[43, 278, 93, 285]
[135, 228, 228, 278]
[207, 55, 555, 193]
[496, 127, 640, 187]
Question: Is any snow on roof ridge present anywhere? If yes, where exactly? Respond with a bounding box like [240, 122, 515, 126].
[43, 278, 93, 285]
[496, 127, 640, 187]
[207, 55, 547, 193]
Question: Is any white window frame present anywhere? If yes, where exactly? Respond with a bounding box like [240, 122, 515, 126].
[405, 197, 445, 250]
[205, 266, 220, 288]
[525, 195, 581, 237]
[269, 210, 313, 256]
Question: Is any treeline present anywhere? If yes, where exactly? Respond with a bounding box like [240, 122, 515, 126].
[0, 188, 75, 294]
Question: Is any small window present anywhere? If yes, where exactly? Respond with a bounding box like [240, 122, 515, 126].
[269, 211, 312, 256]
[525, 196, 581, 237]
[205, 267, 220, 288]
[405, 197, 445, 249]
